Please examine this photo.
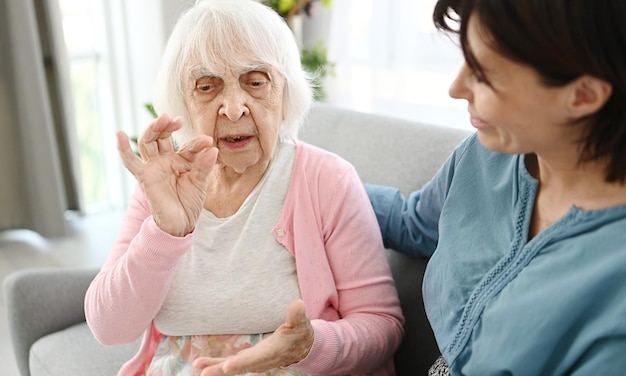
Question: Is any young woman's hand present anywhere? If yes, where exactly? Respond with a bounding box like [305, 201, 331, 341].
[117, 113, 218, 237]
[192, 299, 314, 375]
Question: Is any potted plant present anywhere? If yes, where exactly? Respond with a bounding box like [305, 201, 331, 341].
[262, 0, 335, 101]
[263, 0, 333, 20]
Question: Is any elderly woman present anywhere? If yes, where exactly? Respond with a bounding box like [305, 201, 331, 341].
[367, 0, 626, 375]
[84, 0, 403, 375]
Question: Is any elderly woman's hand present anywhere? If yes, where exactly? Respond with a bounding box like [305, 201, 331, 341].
[192, 300, 314, 376]
[117, 113, 218, 237]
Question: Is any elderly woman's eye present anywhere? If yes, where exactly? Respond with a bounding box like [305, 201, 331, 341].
[250, 80, 267, 88]
[197, 84, 212, 92]
[194, 76, 220, 93]
[243, 71, 270, 89]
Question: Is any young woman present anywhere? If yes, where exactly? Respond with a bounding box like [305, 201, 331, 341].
[367, 0, 626, 374]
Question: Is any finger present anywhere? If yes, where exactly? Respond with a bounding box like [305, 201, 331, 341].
[284, 299, 308, 329]
[176, 136, 214, 160]
[137, 123, 160, 160]
[217, 348, 271, 375]
[141, 113, 171, 144]
[194, 357, 231, 376]
[191, 147, 219, 183]
[177, 136, 218, 176]
[215, 334, 288, 374]
[116, 131, 144, 175]
[193, 356, 228, 371]
[156, 116, 184, 154]
[199, 366, 227, 376]
[139, 114, 183, 158]
[274, 299, 314, 364]
[145, 113, 184, 142]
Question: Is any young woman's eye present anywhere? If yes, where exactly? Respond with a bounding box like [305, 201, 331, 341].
[468, 65, 492, 85]
[471, 71, 486, 83]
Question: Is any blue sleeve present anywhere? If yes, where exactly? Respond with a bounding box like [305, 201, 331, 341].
[365, 138, 469, 258]
[365, 185, 437, 257]
[570, 337, 626, 375]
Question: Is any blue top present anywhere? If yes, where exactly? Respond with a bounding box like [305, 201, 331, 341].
[366, 133, 626, 375]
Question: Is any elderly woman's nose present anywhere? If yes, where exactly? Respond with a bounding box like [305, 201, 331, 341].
[218, 87, 250, 121]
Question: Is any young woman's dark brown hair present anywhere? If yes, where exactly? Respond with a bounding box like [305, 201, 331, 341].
[434, 0, 626, 183]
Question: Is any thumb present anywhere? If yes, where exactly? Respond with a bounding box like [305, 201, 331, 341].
[285, 299, 308, 329]
[116, 131, 143, 175]
[190, 145, 218, 185]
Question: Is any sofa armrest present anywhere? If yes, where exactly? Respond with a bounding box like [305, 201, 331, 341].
[3, 267, 99, 376]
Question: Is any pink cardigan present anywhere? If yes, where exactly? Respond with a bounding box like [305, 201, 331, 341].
[85, 142, 404, 375]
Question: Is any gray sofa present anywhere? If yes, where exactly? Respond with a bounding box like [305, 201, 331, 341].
[4, 103, 471, 375]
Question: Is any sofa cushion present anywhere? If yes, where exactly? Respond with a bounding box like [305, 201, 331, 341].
[385, 249, 440, 374]
[29, 322, 140, 376]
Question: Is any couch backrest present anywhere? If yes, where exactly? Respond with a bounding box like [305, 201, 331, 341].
[299, 103, 472, 374]
[299, 103, 471, 196]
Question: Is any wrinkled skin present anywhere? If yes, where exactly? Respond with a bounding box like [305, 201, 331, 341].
[192, 300, 314, 375]
[117, 114, 218, 237]
[117, 61, 315, 373]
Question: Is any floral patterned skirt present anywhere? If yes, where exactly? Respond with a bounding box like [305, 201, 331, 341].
[428, 355, 450, 376]
[146, 333, 311, 376]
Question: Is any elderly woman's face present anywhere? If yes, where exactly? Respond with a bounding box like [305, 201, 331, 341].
[184, 60, 285, 175]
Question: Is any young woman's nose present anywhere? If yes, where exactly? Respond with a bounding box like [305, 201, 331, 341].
[448, 63, 473, 101]
[218, 86, 250, 121]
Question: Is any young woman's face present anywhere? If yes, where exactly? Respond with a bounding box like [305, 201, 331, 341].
[448, 15, 581, 157]
[183, 60, 285, 175]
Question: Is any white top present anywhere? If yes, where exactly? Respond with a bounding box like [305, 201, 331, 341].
[154, 141, 302, 335]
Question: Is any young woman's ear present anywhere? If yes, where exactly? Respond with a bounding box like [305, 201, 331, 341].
[567, 75, 613, 118]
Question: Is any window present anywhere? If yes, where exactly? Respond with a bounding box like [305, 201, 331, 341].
[326, 0, 468, 129]
[59, 0, 124, 212]
[58, 0, 468, 214]
[59, 0, 164, 212]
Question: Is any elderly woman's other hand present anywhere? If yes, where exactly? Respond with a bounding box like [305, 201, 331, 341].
[192, 299, 314, 376]
[117, 113, 218, 237]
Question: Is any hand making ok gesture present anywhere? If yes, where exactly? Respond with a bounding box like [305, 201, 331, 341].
[117, 113, 218, 237]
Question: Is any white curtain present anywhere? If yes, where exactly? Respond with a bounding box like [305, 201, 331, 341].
[325, 0, 469, 129]
[0, 0, 82, 237]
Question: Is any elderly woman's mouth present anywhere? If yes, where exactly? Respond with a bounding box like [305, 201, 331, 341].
[222, 135, 252, 143]
[220, 135, 253, 148]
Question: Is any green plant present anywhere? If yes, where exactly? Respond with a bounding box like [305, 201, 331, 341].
[144, 102, 157, 118]
[264, 0, 333, 18]
[300, 40, 335, 101]
[263, 0, 335, 101]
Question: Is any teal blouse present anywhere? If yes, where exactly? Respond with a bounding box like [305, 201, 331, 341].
[367, 133, 626, 375]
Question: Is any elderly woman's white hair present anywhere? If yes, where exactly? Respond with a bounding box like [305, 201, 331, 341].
[152, 0, 314, 143]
